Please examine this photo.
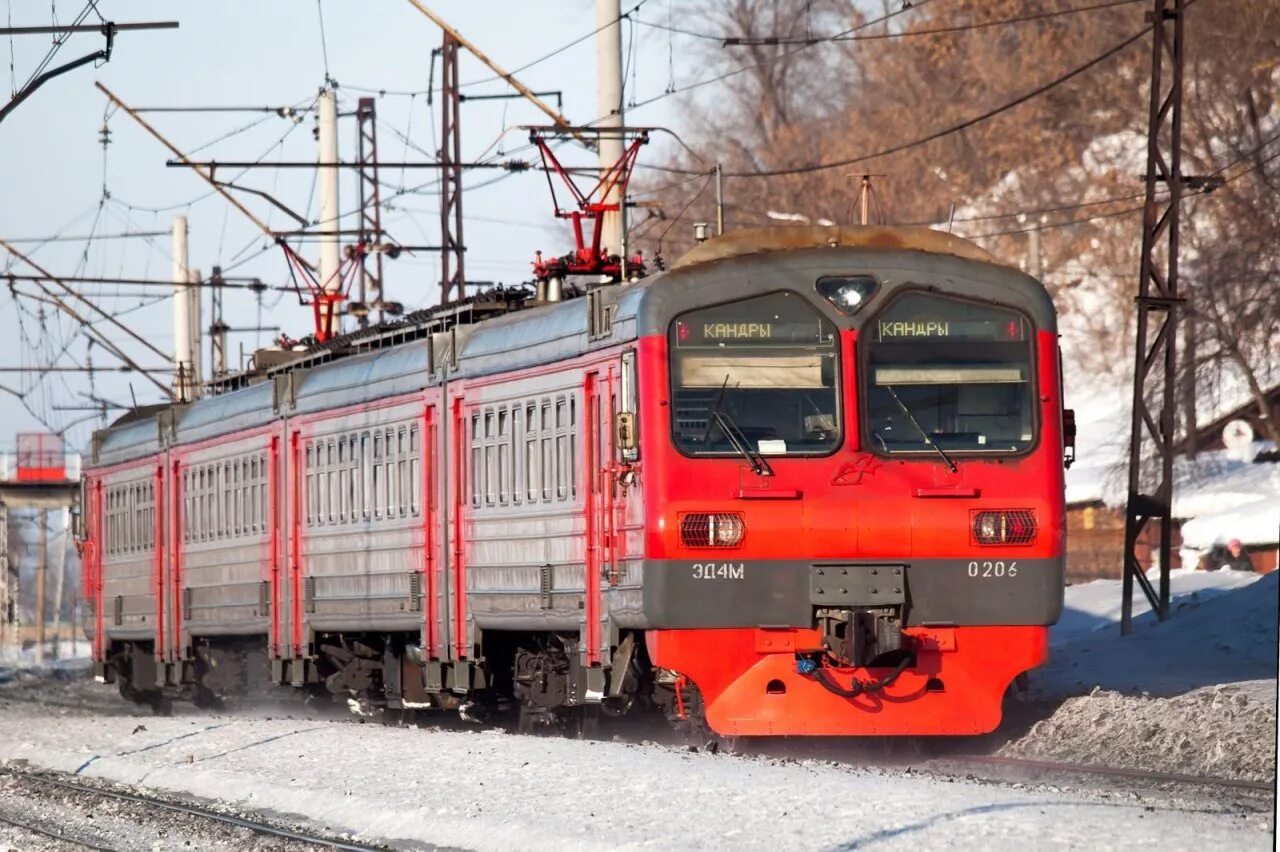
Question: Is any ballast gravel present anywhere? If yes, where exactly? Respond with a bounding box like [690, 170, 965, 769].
[1000, 683, 1277, 783]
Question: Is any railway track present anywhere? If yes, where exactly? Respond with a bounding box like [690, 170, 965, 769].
[0, 767, 387, 851]
[930, 754, 1275, 794]
[0, 807, 118, 851]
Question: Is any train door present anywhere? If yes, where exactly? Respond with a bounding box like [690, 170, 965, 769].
[268, 431, 284, 660]
[85, 478, 105, 664]
[168, 455, 183, 667]
[583, 366, 619, 670]
[421, 404, 443, 661]
[153, 460, 168, 671]
[284, 426, 306, 676]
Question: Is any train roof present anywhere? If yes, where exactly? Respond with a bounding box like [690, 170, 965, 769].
[671, 225, 999, 270]
[91, 226, 1042, 468]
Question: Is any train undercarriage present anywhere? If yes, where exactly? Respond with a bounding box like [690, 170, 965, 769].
[97, 603, 1047, 738]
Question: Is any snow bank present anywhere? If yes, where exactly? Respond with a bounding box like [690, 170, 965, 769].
[1039, 570, 1277, 698]
[1003, 684, 1276, 782]
[1003, 570, 1277, 785]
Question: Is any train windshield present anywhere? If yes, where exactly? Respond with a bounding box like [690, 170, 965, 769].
[865, 292, 1035, 455]
[670, 291, 840, 457]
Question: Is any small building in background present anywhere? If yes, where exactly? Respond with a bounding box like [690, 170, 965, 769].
[1064, 385, 1279, 582]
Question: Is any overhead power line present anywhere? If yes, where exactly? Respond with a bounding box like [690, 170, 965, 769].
[668, 0, 1146, 45]
[647, 21, 1157, 178]
[0, 21, 178, 35]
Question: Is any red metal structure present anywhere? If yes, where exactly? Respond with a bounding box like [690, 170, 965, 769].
[15, 432, 66, 482]
[78, 226, 1066, 736]
[529, 127, 649, 282]
[279, 241, 365, 343]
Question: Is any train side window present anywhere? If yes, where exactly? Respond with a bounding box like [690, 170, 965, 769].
[570, 396, 578, 499]
[127, 484, 134, 553]
[372, 432, 384, 518]
[409, 425, 421, 517]
[359, 433, 370, 520]
[258, 454, 267, 533]
[397, 428, 409, 517]
[555, 397, 569, 501]
[233, 460, 242, 537]
[510, 406, 522, 506]
[339, 440, 351, 524]
[385, 429, 395, 518]
[128, 484, 137, 553]
[482, 412, 495, 508]
[471, 411, 481, 506]
[350, 435, 361, 523]
[524, 404, 539, 503]
[327, 440, 338, 524]
[224, 463, 233, 540]
[541, 400, 553, 502]
[497, 409, 510, 506]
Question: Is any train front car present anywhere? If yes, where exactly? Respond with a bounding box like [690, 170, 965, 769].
[637, 227, 1067, 737]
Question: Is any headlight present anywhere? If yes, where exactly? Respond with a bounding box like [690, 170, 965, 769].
[679, 512, 746, 548]
[817, 275, 879, 315]
[971, 510, 1037, 545]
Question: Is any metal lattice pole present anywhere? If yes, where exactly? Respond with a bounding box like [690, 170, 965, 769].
[439, 33, 465, 305]
[1121, 0, 1185, 635]
[355, 97, 386, 325]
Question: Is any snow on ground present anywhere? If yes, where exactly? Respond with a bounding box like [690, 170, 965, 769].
[1000, 568, 1278, 783]
[1002, 683, 1275, 783]
[0, 709, 1271, 852]
[1040, 567, 1277, 697]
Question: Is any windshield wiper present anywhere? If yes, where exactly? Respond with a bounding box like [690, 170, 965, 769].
[884, 385, 958, 472]
[709, 408, 774, 477]
[702, 374, 773, 477]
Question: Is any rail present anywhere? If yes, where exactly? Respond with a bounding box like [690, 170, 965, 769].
[0, 767, 385, 851]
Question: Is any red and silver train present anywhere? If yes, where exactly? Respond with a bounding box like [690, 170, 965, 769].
[78, 226, 1069, 736]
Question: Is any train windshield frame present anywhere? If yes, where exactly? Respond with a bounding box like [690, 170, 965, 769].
[668, 290, 842, 458]
[862, 290, 1038, 457]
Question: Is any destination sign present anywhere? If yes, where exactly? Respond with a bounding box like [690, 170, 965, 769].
[675, 319, 833, 348]
[877, 318, 1026, 342]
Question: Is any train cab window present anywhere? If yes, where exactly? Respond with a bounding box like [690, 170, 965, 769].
[670, 291, 840, 456]
[864, 292, 1036, 455]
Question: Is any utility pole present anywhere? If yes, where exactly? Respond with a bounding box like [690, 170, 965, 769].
[0, 503, 8, 658]
[172, 216, 194, 402]
[355, 97, 385, 325]
[1182, 288, 1197, 460]
[317, 88, 342, 336]
[50, 508, 68, 659]
[189, 268, 202, 393]
[714, 164, 725, 236]
[439, 33, 465, 305]
[597, 0, 624, 256]
[1027, 224, 1042, 280]
[1121, 0, 1186, 635]
[210, 266, 229, 379]
[35, 509, 47, 664]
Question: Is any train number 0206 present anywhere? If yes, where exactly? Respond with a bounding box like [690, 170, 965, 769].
[691, 562, 745, 580]
[967, 560, 1018, 578]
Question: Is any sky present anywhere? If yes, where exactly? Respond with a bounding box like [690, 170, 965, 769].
[0, 0, 697, 451]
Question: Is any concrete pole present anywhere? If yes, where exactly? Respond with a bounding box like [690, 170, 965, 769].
[50, 508, 68, 659]
[318, 88, 342, 336]
[0, 503, 8, 659]
[596, 0, 624, 257]
[715, 164, 725, 236]
[1027, 225, 1042, 280]
[35, 509, 47, 664]
[172, 216, 192, 401]
[188, 268, 202, 395]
